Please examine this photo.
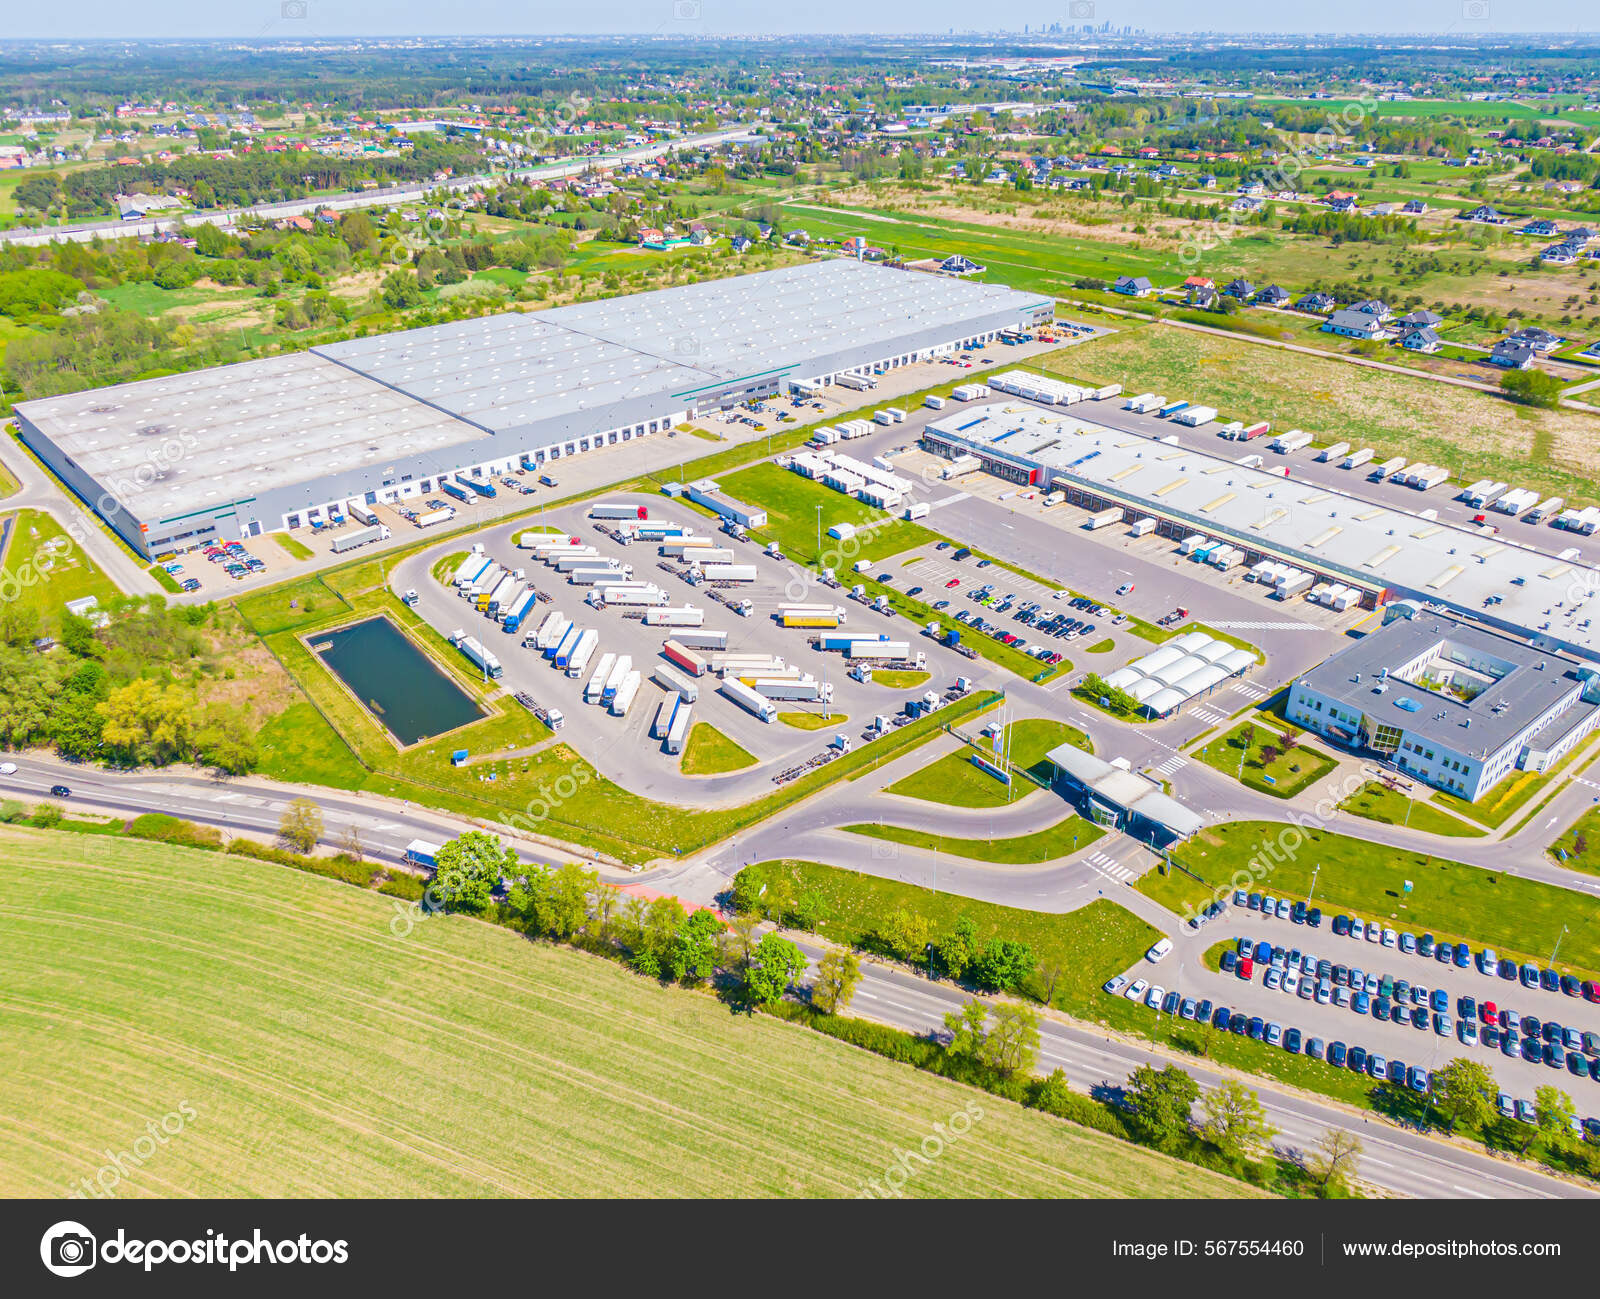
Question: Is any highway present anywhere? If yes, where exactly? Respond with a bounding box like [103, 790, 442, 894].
[798, 941, 1594, 1201]
[0, 127, 757, 248]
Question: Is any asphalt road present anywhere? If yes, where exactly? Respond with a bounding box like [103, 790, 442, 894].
[796, 940, 1593, 1201]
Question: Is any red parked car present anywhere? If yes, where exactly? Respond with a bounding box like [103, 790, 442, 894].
[1238, 956, 1254, 980]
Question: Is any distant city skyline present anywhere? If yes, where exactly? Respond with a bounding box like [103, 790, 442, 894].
[6, 2, 1600, 42]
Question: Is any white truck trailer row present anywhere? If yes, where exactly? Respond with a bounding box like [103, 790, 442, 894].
[720, 676, 777, 723]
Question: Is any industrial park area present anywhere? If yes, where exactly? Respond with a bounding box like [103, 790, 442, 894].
[12, 24, 1600, 1244]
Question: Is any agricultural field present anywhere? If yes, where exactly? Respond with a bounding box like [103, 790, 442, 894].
[1053, 326, 1600, 499]
[0, 829, 1250, 1199]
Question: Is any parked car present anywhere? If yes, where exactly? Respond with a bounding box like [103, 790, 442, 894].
[1124, 979, 1149, 1001]
[1103, 975, 1129, 996]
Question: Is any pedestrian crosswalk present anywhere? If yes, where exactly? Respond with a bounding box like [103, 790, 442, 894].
[1230, 680, 1270, 701]
[1190, 704, 1230, 725]
[1152, 755, 1189, 776]
[1084, 851, 1137, 882]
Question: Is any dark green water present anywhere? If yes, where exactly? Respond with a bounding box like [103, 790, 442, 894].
[314, 617, 482, 745]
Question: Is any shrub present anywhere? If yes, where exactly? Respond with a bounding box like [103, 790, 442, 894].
[126, 814, 223, 850]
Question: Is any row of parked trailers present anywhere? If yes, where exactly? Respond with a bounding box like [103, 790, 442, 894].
[651, 693, 695, 753]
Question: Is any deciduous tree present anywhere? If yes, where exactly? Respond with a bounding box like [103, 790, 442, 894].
[1125, 1064, 1199, 1152]
[1200, 1079, 1275, 1162]
[277, 797, 323, 854]
[811, 948, 862, 1015]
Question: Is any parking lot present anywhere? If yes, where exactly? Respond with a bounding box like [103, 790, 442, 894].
[399, 492, 986, 788]
[1109, 896, 1600, 1131]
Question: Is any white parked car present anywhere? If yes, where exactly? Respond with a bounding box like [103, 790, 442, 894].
[1281, 972, 1300, 997]
[0, 762, 15, 776]
[1125, 978, 1149, 1001]
[1381, 927, 1397, 947]
[1365, 924, 1381, 943]
[1144, 984, 1166, 1009]
[1146, 938, 1173, 963]
[1349, 918, 1365, 940]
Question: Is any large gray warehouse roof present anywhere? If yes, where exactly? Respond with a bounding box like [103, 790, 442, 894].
[925, 402, 1600, 660]
[14, 352, 481, 518]
[17, 261, 1045, 523]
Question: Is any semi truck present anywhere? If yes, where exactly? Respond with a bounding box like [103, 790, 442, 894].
[609, 671, 641, 717]
[441, 481, 472, 504]
[1173, 405, 1217, 427]
[720, 676, 777, 722]
[1341, 448, 1375, 470]
[532, 611, 564, 651]
[1492, 487, 1540, 516]
[450, 631, 503, 679]
[1084, 506, 1123, 531]
[652, 697, 677, 740]
[463, 477, 496, 499]
[331, 525, 389, 554]
[652, 662, 700, 702]
[1316, 441, 1350, 463]
[749, 676, 832, 703]
[347, 502, 379, 527]
[591, 503, 648, 520]
[415, 508, 453, 528]
[539, 616, 571, 657]
[550, 623, 582, 667]
[1123, 393, 1161, 413]
[643, 606, 705, 628]
[501, 589, 538, 634]
[550, 550, 604, 570]
[1465, 481, 1508, 509]
[697, 563, 758, 583]
[834, 372, 875, 392]
[1527, 496, 1565, 524]
[520, 531, 575, 548]
[814, 631, 888, 652]
[602, 586, 669, 607]
[1093, 384, 1123, 401]
[585, 655, 616, 704]
[781, 613, 841, 629]
[903, 502, 930, 521]
[1408, 465, 1450, 491]
[665, 702, 693, 753]
[564, 629, 599, 678]
[1369, 456, 1405, 482]
[711, 652, 785, 676]
[404, 840, 442, 871]
[466, 564, 505, 603]
[1270, 430, 1313, 453]
[556, 626, 593, 671]
[1157, 400, 1190, 419]
[454, 555, 493, 589]
[662, 640, 708, 677]
[846, 640, 911, 661]
[602, 656, 634, 705]
[485, 574, 521, 617]
[672, 629, 729, 651]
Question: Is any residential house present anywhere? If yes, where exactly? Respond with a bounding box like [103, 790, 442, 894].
[1231, 196, 1263, 214]
[1461, 204, 1505, 224]
[939, 253, 985, 276]
[1322, 309, 1385, 340]
[1396, 309, 1443, 329]
[730, 235, 752, 253]
[1182, 275, 1215, 291]
[1253, 284, 1291, 307]
[1350, 299, 1391, 321]
[1328, 195, 1358, 214]
[1296, 291, 1337, 314]
[1519, 219, 1558, 237]
[1489, 340, 1535, 369]
[1195, 173, 1217, 190]
[1401, 199, 1428, 215]
[1223, 278, 1254, 299]
[1542, 244, 1578, 265]
[1508, 326, 1564, 354]
[1114, 275, 1154, 297]
[1398, 326, 1441, 353]
[1187, 285, 1219, 309]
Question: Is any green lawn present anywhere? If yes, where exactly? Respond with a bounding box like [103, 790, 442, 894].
[717, 460, 937, 567]
[0, 507, 125, 631]
[273, 532, 314, 561]
[0, 829, 1248, 1199]
[1433, 759, 1575, 830]
[885, 718, 1089, 808]
[1179, 822, 1600, 981]
[778, 710, 847, 731]
[1549, 802, 1600, 878]
[680, 723, 757, 775]
[871, 669, 930, 689]
[1191, 722, 1340, 800]
[1055, 327, 1600, 507]
[253, 700, 369, 791]
[1084, 638, 1116, 654]
[749, 859, 1160, 1016]
[843, 814, 1104, 865]
[1339, 782, 1485, 839]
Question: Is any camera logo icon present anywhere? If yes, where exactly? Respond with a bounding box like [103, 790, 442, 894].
[282, 0, 309, 17]
[673, 0, 702, 19]
[41, 1222, 97, 1277]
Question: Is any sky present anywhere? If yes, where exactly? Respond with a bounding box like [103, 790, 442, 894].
[5, 1, 1600, 41]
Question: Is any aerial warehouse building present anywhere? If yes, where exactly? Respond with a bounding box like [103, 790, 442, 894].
[14, 260, 1048, 560]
